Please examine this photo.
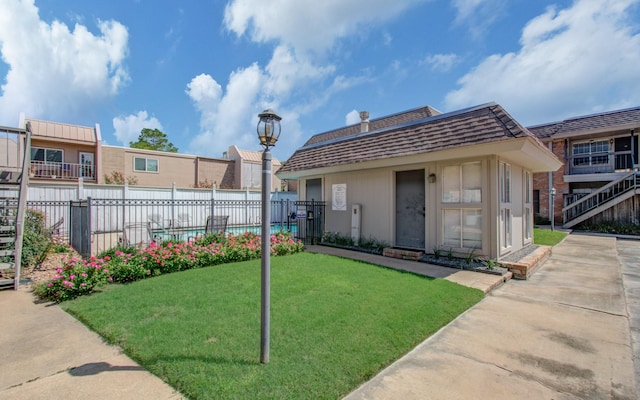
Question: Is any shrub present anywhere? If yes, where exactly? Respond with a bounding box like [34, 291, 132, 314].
[33, 256, 112, 302]
[104, 170, 138, 185]
[21, 209, 52, 267]
[34, 231, 304, 302]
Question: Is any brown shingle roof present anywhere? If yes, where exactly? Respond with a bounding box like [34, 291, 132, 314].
[528, 105, 640, 139]
[303, 105, 441, 146]
[279, 102, 536, 174]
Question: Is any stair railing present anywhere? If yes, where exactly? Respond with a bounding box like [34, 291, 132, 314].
[12, 122, 31, 289]
[562, 168, 638, 226]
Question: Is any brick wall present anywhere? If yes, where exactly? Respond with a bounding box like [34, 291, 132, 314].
[532, 139, 567, 224]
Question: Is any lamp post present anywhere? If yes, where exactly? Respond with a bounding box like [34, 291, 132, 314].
[550, 187, 556, 231]
[256, 109, 281, 364]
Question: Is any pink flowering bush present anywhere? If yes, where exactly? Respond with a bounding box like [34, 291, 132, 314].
[34, 231, 304, 302]
[33, 256, 111, 302]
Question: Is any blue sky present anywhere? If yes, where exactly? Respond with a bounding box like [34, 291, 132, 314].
[0, 0, 639, 161]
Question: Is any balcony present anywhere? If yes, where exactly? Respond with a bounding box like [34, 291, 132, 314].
[565, 150, 635, 176]
[30, 161, 95, 181]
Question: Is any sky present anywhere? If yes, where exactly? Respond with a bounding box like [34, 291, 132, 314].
[0, 0, 639, 162]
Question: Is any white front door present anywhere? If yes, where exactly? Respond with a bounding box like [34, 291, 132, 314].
[79, 152, 95, 179]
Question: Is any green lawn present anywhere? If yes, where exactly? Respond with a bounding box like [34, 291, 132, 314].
[534, 227, 568, 246]
[63, 252, 483, 400]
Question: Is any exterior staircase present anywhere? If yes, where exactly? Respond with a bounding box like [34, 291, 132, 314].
[562, 169, 640, 229]
[0, 123, 31, 290]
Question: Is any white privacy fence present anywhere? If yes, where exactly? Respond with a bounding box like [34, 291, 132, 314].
[5, 181, 296, 239]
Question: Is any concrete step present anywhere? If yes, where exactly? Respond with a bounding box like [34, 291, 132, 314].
[0, 249, 14, 257]
[0, 237, 14, 243]
[0, 225, 15, 232]
[0, 262, 15, 269]
[0, 278, 15, 289]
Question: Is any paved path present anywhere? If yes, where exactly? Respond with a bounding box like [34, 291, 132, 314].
[344, 234, 639, 400]
[0, 288, 184, 400]
[1, 234, 637, 399]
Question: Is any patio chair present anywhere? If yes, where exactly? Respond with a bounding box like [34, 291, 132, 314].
[149, 214, 169, 230]
[123, 223, 152, 247]
[173, 213, 192, 228]
[47, 217, 64, 235]
[205, 215, 229, 234]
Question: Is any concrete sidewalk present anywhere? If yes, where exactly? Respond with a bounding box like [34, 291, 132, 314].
[344, 234, 639, 399]
[1, 235, 637, 399]
[0, 288, 184, 400]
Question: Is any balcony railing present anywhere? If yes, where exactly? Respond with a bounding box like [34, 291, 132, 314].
[566, 150, 634, 175]
[30, 161, 95, 180]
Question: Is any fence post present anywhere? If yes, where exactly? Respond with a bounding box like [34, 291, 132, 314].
[77, 177, 84, 200]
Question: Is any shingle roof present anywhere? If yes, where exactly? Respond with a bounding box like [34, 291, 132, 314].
[303, 105, 441, 146]
[279, 102, 538, 174]
[528, 105, 640, 139]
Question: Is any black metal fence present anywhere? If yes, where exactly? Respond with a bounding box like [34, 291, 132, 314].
[57, 198, 323, 257]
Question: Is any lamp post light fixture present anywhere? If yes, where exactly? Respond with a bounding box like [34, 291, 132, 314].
[256, 109, 281, 364]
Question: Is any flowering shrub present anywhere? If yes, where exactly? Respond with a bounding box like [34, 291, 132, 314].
[34, 231, 304, 302]
[51, 235, 71, 253]
[33, 256, 112, 302]
[104, 170, 139, 185]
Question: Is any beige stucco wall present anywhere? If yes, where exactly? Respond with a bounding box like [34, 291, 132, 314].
[300, 155, 532, 260]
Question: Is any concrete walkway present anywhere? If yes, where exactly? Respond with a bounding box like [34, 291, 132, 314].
[0, 288, 185, 400]
[344, 234, 639, 400]
[1, 234, 637, 399]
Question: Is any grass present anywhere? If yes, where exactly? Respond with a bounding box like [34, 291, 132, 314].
[533, 227, 567, 246]
[63, 252, 483, 400]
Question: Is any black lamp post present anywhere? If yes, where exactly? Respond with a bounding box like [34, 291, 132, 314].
[256, 109, 281, 364]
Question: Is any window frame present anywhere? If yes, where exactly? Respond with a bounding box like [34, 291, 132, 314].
[572, 140, 610, 166]
[523, 170, 533, 243]
[499, 161, 512, 252]
[133, 156, 159, 173]
[440, 161, 484, 251]
[31, 147, 64, 164]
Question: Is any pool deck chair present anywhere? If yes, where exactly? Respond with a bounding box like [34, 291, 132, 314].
[205, 215, 229, 234]
[123, 223, 152, 247]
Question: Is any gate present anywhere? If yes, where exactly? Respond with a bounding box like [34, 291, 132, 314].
[69, 199, 91, 257]
[293, 200, 325, 244]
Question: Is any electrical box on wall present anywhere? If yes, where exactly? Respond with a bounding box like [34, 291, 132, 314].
[351, 203, 361, 242]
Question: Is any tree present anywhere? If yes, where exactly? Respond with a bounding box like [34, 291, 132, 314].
[129, 128, 178, 152]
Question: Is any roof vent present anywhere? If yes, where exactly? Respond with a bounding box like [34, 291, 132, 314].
[359, 111, 370, 133]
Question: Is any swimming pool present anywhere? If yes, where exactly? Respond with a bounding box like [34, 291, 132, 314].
[151, 224, 298, 242]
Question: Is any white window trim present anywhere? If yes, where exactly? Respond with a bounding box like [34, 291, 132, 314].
[133, 156, 159, 173]
[499, 161, 512, 252]
[572, 139, 610, 166]
[31, 147, 64, 164]
[523, 170, 533, 243]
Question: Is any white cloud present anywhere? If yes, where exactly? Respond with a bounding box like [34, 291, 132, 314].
[112, 111, 163, 146]
[445, 0, 640, 125]
[452, 0, 507, 37]
[0, 0, 129, 125]
[224, 0, 427, 53]
[423, 53, 460, 72]
[186, 66, 265, 157]
[345, 110, 360, 125]
[264, 45, 335, 97]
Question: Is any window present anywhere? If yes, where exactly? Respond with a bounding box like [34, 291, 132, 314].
[133, 157, 158, 172]
[441, 161, 483, 249]
[573, 140, 609, 166]
[442, 161, 482, 203]
[443, 208, 482, 249]
[31, 147, 63, 163]
[499, 161, 512, 250]
[523, 170, 532, 242]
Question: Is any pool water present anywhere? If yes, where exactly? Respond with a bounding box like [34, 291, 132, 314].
[152, 224, 298, 242]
